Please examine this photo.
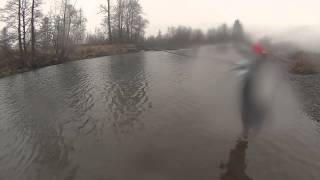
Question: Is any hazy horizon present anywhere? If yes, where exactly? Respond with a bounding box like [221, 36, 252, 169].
[1, 0, 320, 51]
[1, 0, 320, 35]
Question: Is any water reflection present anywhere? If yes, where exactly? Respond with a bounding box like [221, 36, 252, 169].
[219, 62, 264, 180]
[102, 54, 152, 134]
[0, 76, 77, 180]
[1, 46, 320, 180]
[220, 139, 252, 180]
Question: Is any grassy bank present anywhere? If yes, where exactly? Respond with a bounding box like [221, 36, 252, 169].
[289, 51, 320, 74]
[0, 44, 139, 79]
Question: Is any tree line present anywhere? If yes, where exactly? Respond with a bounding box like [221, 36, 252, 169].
[98, 0, 149, 43]
[145, 19, 247, 49]
[0, 0, 42, 66]
[0, 0, 246, 71]
[0, 0, 148, 67]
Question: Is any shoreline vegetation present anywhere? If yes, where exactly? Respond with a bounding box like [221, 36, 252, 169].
[0, 0, 149, 78]
[0, 43, 143, 78]
[1, 39, 320, 79]
[1, 41, 319, 79]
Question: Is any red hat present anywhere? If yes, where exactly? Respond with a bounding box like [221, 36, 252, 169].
[252, 42, 266, 55]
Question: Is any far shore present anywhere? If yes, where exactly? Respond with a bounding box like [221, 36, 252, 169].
[1, 43, 320, 79]
[0, 43, 196, 79]
[0, 44, 144, 79]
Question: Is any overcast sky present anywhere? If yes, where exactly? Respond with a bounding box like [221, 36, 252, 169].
[1, 0, 320, 36]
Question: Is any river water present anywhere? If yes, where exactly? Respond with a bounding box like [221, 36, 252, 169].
[0, 45, 319, 180]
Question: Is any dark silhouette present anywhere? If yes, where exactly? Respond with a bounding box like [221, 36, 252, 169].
[232, 19, 245, 42]
[220, 139, 253, 180]
[145, 20, 248, 50]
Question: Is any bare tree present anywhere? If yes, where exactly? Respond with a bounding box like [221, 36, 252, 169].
[31, 0, 36, 60]
[107, 0, 112, 41]
[54, 0, 78, 59]
[100, 0, 113, 41]
[21, 0, 28, 57]
[60, 0, 68, 58]
[75, 9, 87, 44]
[124, 0, 143, 41]
[114, 0, 125, 41]
[30, 0, 42, 62]
[52, 15, 61, 56]
[39, 16, 53, 50]
[86, 28, 106, 44]
[0, 0, 25, 59]
[99, 0, 147, 43]
[18, 0, 23, 57]
[132, 15, 148, 42]
[0, 27, 11, 49]
[46, 0, 87, 60]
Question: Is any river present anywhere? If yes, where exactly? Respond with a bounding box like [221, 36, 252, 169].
[0, 45, 319, 180]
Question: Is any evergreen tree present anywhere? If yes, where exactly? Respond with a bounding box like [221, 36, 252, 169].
[232, 19, 245, 41]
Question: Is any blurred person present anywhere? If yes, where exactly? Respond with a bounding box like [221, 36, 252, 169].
[240, 42, 269, 138]
[252, 42, 268, 59]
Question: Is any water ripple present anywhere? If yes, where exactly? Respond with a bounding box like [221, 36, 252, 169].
[0, 48, 320, 180]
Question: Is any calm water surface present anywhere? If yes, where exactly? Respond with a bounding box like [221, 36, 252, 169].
[0, 46, 319, 180]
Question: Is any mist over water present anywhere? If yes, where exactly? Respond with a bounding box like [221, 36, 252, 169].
[0, 46, 319, 180]
[248, 25, 320, 52]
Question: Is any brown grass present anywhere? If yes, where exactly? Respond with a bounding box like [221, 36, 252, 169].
[0, 44, 138, 78]
[290, 51, 320, 75]
[71, 44, 137, 59]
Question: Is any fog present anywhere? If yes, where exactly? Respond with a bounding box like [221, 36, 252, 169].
[1, 0, 320, 51]
[248, 25, 320, 52]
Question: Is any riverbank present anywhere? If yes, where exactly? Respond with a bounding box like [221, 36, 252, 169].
[0, 44, 140, 79]
[277, 50, 320, 122]
[290, 74, 320, 122]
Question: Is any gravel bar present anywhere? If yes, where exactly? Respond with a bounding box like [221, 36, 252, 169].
[289, 74, 320, 122]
